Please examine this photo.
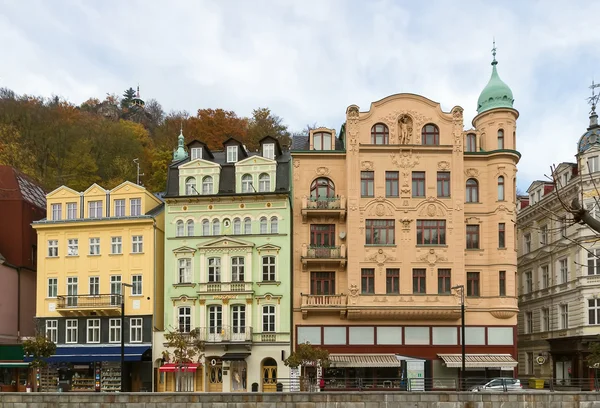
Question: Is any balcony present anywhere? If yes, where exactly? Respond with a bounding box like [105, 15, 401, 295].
[187, 326, 253, 345]
[196, 282, 254, 294]
[301, 245, 347, 268]
[55, 294, 121, 315]
[300, 294, 348, 319]
[301, 196, 346, 222]
[251, 332, 290, 343]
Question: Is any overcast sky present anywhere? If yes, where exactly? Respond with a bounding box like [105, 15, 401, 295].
[2, 0, 599, 190]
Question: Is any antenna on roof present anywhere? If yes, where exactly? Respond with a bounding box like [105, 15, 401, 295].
[133, 158, 144, 186]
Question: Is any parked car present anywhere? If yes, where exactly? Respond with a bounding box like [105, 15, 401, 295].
[471, 378, 522, 392]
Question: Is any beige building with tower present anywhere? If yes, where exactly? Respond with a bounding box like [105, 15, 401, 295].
[291, 49, 520, 388]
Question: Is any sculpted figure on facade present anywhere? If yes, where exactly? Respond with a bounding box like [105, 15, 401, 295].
[398, 115, 412, 144]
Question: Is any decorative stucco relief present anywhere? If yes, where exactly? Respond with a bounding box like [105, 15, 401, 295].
[365, 197, 395, 217]
[438, 161, 450, 171]
[361, 161, 374, 171]
[365, 248, 396, 266]
[315, 167, 330, 176]
[465, 168, 479, 178]
[418, 248, 448, 266]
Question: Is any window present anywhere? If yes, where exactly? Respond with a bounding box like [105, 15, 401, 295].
[260, 217, 268, 234]
[421, 124, 440, 145]
[270, 216, 278, 233]
[412, 171, 425, 197]
[386, 268, 400, 294]
[525, 271, 533, 293]
[132, 275, 142, 295]
[48, 240, 58, 257]
[313, 132, 331, 150]
[132, 235, 143, 253]
[176, 220, 184, 237]
[185, 177, 196, 195]
[130, 318, 143, 342]
[310, 177, 335, 199]
[498, 223, 506, 248]
[262, 305, 276, 332]
[437, 172, 450, 197]
[110, 275, 121, 306]
[311, 272, 335, 295]
[498, 129, 504, 149]
[467, 272, 480, 297]
[524, 233, 531, 253]
[525, 311, 533, 334]
[231, 257, 245, 282]
[109, 319, 121, 343]
[560, 258, 568, 283]
[208, 257, 221, 282]
[130, 198, 141, 216]
[227, 145, 238, 162]
[541, 265, 550, 289]
[212, 219, 220, 235]
[540, 225, 548, 246]
[371, 123, 389, 144]
[590, 299, 600, 325]
[66, 319, 78, 344]
[262, 256, 276, 281]
[365, 219, 395, 245]
[499, 271, 506, 297]
[386, 171, 399, 197]
[231, 305, 246, 336]
[233, 218, 241, 234]
[67, 239, 78, 256]
[413, 269, 426, 294]
[208, 305, 223, 338]
[588, 155, 599, 173]
[466, 225, 480, 249]
[202, 220, 210, 236]
[258, 173, 270, 192]
[466, 133, 476, 152]
[311, 224, 335, 246]
[46, 320, 58, 343]
[89, 238, 100, 255]
[560, 304, 569, 329]
[416, 220, 446, 245]
[88, 200, 103, 218]
[66, 202, 77, 219]
[178, 307, 191, 333]
[186, 220, 194, 236]
[47, 278, 58, 298]
[241, 174, 253, 193]
[87, 319, 100, 343]
[191, 147, 202, 160]
[114, 199, 125, 217]
[264, 143, 275, 159]
[438, 269, 451, 294]
[178, 258, 191, 284]
[244, 217, 252, 234]
[361, 268, 375, 294]
[588, 249, 600, 275]
[51, 203, 62, 220]
[466, 179, 479, 202]
[498, 176, 505, 200]
[542, 308, 550, 331]
[525, 352, 534, 375]
[89, 276, 99, 296]
[111, 237, 122, 254]
[361, 171, 374, 197]
[202, 176, 213, 194]
[66, 276, 78, 306]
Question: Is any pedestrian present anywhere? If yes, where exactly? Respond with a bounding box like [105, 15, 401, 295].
[319, 377, 325, 392]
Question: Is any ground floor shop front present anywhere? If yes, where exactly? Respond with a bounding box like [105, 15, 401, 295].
[0, 344, 29, 392]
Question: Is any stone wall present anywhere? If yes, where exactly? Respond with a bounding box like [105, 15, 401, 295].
[1, 391, 599, 408]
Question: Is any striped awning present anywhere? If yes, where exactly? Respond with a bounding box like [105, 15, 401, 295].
[438, 354, 518, 368]
[330, 354, 402, 368]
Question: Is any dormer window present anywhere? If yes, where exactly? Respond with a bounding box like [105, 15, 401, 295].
[313, 132, 332, 151]
[264, 143, 275, 160]
[227, 146, 238, 163]
[466, 134, 476, 152]
[191, 147, 203, 160]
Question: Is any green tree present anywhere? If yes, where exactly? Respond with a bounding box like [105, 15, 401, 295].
[284, 343, 330, 369]
[247, 107, 291, 151]
[22, 326, 56, 392]
[163, 328, 205, 391]
[121, 87, 136, 109]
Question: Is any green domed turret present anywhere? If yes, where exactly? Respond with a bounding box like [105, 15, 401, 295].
[477, 46, 514, 114]
[172, 128, 188, 162]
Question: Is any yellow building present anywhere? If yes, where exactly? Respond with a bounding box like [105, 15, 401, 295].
[33, 181, 164, 392]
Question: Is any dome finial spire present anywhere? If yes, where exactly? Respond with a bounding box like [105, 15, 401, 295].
[588, 79, 600, 128]
[492, 38, 497, 65]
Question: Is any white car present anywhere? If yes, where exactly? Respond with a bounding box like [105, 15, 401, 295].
[471, 378, 522, 392]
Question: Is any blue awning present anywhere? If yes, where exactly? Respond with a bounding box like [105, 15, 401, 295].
[25, 345, 151, 363]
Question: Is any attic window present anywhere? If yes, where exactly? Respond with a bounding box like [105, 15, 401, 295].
[227, 146, 238, 163]
[313, 132, 331, 151]
[264, 143, 275, 160]
[191, 147, 203, 160]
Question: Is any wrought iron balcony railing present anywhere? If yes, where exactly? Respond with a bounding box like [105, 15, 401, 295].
[55, 294, 121, 310]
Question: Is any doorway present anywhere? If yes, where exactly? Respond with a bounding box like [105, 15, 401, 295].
[208, 358, 223, 392]
[262, 358, 278, 392]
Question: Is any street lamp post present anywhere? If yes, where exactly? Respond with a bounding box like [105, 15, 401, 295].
[452, 285, 465, 390]
[121, 282, 133, 392]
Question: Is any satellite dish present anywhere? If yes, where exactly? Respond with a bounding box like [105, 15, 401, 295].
[339, 231, 346, 240]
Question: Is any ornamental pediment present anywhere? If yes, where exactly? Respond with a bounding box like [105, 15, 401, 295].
[197, 237, 255, 249]
[178, 158, 221, 169]
[236, 155, 276, 166]
[173, 246, 196, 254]
[363, 197, 396, 217]
[416, 197, 448, 217]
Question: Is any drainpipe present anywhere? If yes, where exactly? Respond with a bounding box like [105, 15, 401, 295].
[152, 218, 157, 391]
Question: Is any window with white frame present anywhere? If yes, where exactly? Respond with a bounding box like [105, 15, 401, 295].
[66, 202, 77, 220]
[114, 199, 126, 217]
[87, 319, 100, 343]
[524, 233, 531, 253]
[270, 217, 278, 234]
[48, 240, 58, 257]
[178, 307, 191, 332]
[244, 217, 252, 234]
[67, 277, 78, 306]
[202, 176, 213, 194]
[191, 147, 203, 160]
[178, 258, 192, 284]
[258, 173, 270, 192]
[187, 220, 194, 236]
[89, 276, 99, 296]
[212, 219, 220, 235]
[132, 275, 142, 295]
[587, 155, 599, 173]
[233, 218, 241, 234]
[176, 220, 184, 237]
[241, 174, 253, 193]
[541, 307, 550, 331]
[525, 311, 533, 334]
[560, 258, 568, 283]
[525, 271, 533, 293]
[110, 275, 121, 306]
[130, 198, 142, 216]
[588, 249, 600, 275]
[111, 237, 122, 254]
[560, 304, 569, 329]
[231, 257, 244, 282]
[88, 201, 103, 218]
[130, 318, 143, 342]
[262, 256, 276, 281]
[260, 217, 267, 234]
[89, 238, 100, 255]
[541, 265, 550, 289]
[208, 257, 221, 282]
[46, 320, 58, 343]
[540, 225, 548, 246]
[67, 239, 78, 256]
[264, 143, 275, 160]
[589, 299, 600, 325]
[66, 319, 78, 343]
[109, 319, 121, 343]
[132, 235, 143, 253]
[51, 203, 62, 220]
[185, 177, 196, 195]
[559, 216, 568, 237]
[262, 305, 276, 332]
[47, 278, 58, 298]
[227, 145, 238, 163]
[199, 220, 208, 236]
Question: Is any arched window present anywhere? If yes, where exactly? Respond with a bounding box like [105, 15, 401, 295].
[466, 179, 479, 203]
[202, 219, 210, 236]
[313, 132, 332, 151]
[371, 123, 389, 144]
[186, 220, 194, 236]
[310, 177, 335, 200]
[176, 220, 184, 237]
[421, 124, 440, 145]
[498, 129, 504, 149]
[202, 176, 213, 195]
[185, 177, 196, 195]
[270, 216, 278, 234]
[241, 174, 253, 193]
[260, 217, 268, 234]
[212, 219, 220, 236]
[466, 134, 476, 152]
[233, 218, 241, 235]
[259, 173, 270, 192]
[498, 176, 505, 201]
[244, 217, 252, 234]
